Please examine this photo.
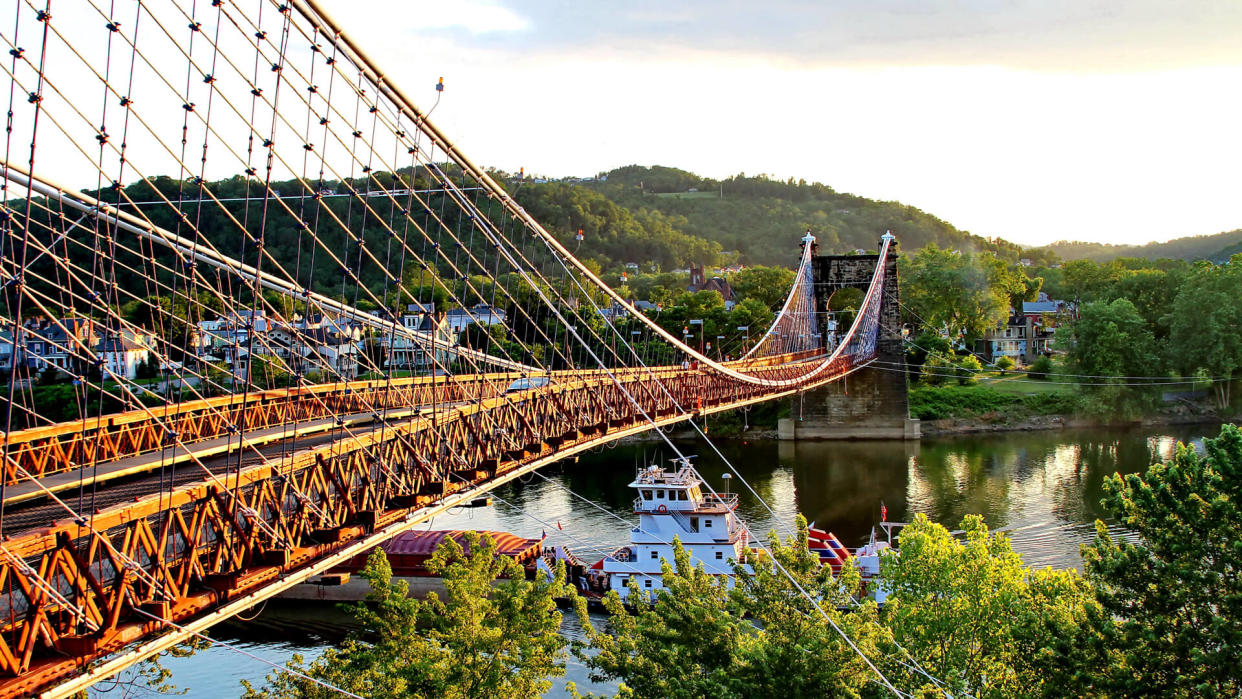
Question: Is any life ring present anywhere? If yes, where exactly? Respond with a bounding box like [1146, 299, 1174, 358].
[656, 504, 668, 513]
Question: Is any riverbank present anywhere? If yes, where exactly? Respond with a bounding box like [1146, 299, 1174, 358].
[920, 412, 1234, 436]
[908, 377, 1238, 437]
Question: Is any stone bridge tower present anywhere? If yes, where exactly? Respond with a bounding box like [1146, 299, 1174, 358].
[778, 234, 921, 440]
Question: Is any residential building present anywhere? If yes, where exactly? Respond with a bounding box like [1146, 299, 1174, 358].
[976, 294, 1075, 364]
[382, 312, 457, 373]
[444, 304, 506, 333]
[687, 264, 736, 309]
[97, 332, 153, 380]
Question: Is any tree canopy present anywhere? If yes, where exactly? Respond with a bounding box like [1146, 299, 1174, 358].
[1084, 423, 1242, 697]
[243, 533, 579, 699]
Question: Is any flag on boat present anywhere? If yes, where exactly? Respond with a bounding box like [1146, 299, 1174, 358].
[557, 520, 564, 531]
[541, 530, 547, 541]
[880, 501, 887, 522]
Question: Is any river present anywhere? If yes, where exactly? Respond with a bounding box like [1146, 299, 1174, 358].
[102, 422, 1227, 697]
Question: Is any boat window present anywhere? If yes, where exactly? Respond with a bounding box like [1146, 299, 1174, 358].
[644, 579, 652, 588]
[678, 490, 688, 500]
[689, 517, 699, 532]
[704, 519, 713, 528]
[642, 490, 652, 499]
[656, 490, 664, 499]
[715, 551, 724, 560]
[650, 550, 658, 559]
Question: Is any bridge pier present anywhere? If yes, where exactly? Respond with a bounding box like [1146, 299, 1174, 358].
[778, 368, 921, 440]
[778, 236, 921, 440]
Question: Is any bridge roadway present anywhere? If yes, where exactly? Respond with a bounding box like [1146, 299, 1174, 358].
[0, 351, 864, 696]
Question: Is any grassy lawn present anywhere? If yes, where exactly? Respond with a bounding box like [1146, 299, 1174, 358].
[977, 372, 1078, 395]
[909, 379, 1086, 421]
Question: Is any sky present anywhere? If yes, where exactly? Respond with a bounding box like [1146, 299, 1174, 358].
[338, 0, 1242, 247]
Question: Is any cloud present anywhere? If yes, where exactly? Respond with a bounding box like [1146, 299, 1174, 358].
[401, 0, 1242, 71]
[408, 1, 530, 34]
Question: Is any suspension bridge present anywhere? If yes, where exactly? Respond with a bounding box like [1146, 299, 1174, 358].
[0, 1, 902, 695]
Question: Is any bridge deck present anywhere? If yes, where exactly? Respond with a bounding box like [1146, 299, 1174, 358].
[2, 407, 428, 507]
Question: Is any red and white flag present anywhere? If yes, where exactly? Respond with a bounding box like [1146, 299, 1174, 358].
[880, 502, 887, 522]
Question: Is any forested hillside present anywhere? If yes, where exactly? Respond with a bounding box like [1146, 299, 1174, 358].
[554, 165, 1041, 266]
[1033, 228, 1242, 263]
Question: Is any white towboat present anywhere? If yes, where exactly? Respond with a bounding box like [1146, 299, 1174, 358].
[586, 458, 902, 605]
[594, 459, 751, 600]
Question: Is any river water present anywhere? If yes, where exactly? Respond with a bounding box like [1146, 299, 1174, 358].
[104, 422, 1227, 697]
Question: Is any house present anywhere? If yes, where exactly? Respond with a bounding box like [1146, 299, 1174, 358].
[0, 330, 15, 373]
[383, 312, 457, 373]
[0, 318, 160, 381]
[978, 315, 1037, 364]
[97, 332, 152, 381]
[977, 294, 1075, 364]
[444, 304, 506, 333]
[687, 264, 735, 305]
[289, 328, 362, 379]
[596, 303, 631, 322]
[1021, 294, 1076, 356]
[24, 317, 101, 376]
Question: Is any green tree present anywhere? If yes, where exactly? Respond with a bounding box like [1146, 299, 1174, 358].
[1083, 424, 1242, 697]
[1060, 259, 1118, 304]
[1062, 299, 1159, 380]
[881, 514, 1109, 698]
[244, 533, 578, 699]
[901, 245, 1034, 341]
[730, 266, 796, 308]
[1168, 261, 1242, 408]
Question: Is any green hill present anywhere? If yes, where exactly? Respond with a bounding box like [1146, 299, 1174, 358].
[559, 165, 1038, 267]
[1033, 229, 1242, 264]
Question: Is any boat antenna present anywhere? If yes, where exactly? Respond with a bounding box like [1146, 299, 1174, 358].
[721, 472, 732, 495]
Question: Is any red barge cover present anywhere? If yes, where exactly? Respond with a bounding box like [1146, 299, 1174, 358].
[334, 530, 543, 576]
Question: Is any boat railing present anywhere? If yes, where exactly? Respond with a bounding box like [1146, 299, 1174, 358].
[703, 492, 739, 508]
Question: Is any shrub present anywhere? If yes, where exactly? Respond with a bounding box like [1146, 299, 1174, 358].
[955, 355, 983, 385]
[921, 354, 955, 387]
[995, 356, 1015, 374]
[1028, 355, 1054, 380]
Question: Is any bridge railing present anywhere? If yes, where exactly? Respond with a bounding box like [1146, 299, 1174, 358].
[0, 347, 835, 489]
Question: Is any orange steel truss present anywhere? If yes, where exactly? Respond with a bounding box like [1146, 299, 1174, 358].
[0, 373, 520, 485]
[0, 353, 859, 696]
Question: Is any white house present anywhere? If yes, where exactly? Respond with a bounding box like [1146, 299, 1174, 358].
[98, 334, 152, 381]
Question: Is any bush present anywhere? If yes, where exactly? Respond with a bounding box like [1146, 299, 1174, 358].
[1028, 355, 1054, 380]
[955, 355, 983, 385]
[921, 354, 955, 387]
[995, 356, 1015, 374]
